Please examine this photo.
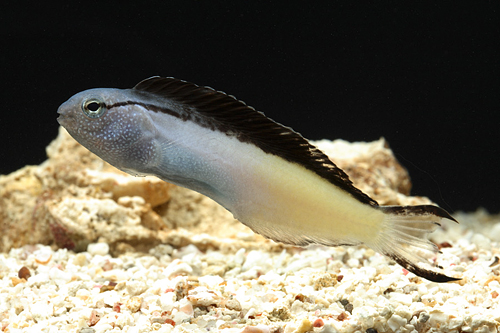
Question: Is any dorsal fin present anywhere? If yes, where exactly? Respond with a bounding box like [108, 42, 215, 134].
[133, 76, 378, 206]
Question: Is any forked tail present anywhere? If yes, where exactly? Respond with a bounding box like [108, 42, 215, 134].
[370, 205, 459, 282]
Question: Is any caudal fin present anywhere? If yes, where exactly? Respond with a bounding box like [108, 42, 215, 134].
[370, 205, 459, 283]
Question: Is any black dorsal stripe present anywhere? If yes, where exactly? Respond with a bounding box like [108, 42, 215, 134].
[131, 76, 378, 207]
[108, 101, 183, 119]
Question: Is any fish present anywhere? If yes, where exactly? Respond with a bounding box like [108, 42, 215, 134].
[57, 76, 459, 282]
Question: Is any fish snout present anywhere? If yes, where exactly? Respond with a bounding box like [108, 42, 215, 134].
[56, 103, 76, 128]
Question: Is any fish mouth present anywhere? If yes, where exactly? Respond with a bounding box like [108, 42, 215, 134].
[56, 113, 68, 126]
[56, 107, 72, 127]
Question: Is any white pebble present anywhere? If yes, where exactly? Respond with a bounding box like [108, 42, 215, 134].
[284, 258, 310, 273]
[87, 242, 110, 256]
[94, 323, 113, 333]
[33, 246, 53, 264]
[160, 292, 177, 311]
[198, 275, 224, 287]
[178, 298, 194, 316]
[103, 291, 120, 307]
[347, 258, 360, 268]
[49, 266, 72, 282]
[318, 324, 338, 333]
[390, 292, 413, 306]
[172, 308, 191, 323]
[429, 310, 448, 326]
[188, 287, 220, 306]
[231, 248, 246, 266]
[116, 312, 134, 329]
[387, 314, 407, 331]
[163, 259, 193, 277]
[30, 300, 54, 321]
[157, 325, 173, 333]
[126, 280, 148, 296]
[489, 223, 500, 241]
[471, 234, 491, 250]
[242, 250, 270, 272]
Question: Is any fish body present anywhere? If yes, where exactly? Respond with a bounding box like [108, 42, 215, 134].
[57, 77, 458, 282]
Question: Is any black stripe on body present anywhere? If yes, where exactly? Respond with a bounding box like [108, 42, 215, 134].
[108, 101, 184, 120]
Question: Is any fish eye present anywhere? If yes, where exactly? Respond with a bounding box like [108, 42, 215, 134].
[82, 98, 107, 118]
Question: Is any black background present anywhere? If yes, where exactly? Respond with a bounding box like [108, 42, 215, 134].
[2, 2, 499, 213]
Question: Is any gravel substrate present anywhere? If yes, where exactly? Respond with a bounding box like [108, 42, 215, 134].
[1, 210, 500, 333]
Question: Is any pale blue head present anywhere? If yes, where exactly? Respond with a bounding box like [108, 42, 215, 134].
[57, 88, 157, 174]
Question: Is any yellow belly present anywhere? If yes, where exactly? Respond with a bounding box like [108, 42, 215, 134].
[233, 152, 385, 246]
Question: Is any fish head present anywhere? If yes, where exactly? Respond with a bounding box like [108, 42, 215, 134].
[57, 88, 157, 174]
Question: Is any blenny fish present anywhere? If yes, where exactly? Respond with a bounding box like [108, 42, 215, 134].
[57, 77, 459, 282]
